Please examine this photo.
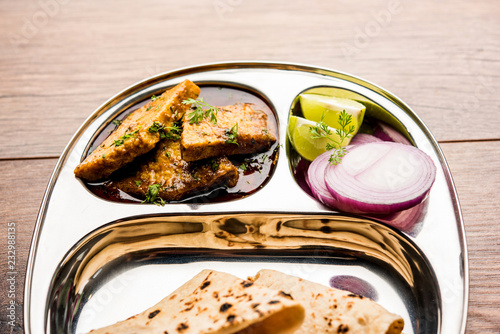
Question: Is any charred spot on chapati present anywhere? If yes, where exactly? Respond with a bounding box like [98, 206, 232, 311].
[338, 324, 349, 333]
[200, 281, 211, 289]
[227, 315, 236, 323]
[268, 300, 280, 305]
[148, 310, 160, 319]
[183, 305, 194, 312]
[278, 291, 293, 300]
[219, 303, 233, 312]
[241, 281, 253, 288]
[176, 322, 189, 332]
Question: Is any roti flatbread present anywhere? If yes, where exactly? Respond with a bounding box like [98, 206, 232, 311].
[250, 269, 404, 334]
[86, 270, 305, 334]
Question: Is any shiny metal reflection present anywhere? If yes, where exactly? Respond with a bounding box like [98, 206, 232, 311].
[48, 214, 439, 334]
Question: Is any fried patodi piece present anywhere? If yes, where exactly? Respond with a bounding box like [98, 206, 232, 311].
[74, 79, 200, 181]
[181, 103, 276, 161]
[86, 270, 305, 334]
[113, 139, 239, 202]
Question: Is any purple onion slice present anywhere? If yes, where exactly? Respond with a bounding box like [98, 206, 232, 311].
[373, 121, 412, 145]
[306, 150, 337, 208]
[350, 133, 382, 146]
[325, 142, 436, 214]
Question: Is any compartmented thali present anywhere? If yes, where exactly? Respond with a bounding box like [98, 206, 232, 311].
[24, 62, 468, 334]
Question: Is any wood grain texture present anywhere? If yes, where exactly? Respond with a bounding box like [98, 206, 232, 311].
[0, 158, 57, 331]
[440, 141, 500, 333]
[0, 0, 499, 158]
[0, 0, 499, 333]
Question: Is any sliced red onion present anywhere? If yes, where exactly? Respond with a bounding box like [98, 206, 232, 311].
[365, 199, 427, 233]
[295, 158, 313, 197]
[325, 142, 436, 214]
[373, 121, 412, 145]
[306, 150, 337, 208]
[350, 133, 382, 146]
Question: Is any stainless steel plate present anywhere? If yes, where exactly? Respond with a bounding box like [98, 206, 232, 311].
[25, 62, 468, 334]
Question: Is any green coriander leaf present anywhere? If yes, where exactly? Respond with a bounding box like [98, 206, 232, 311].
[310, 110, 355, 165]
[135, 180, 142, 186]
[112, 129, 139, 147]
[160, 122, 182, 141]
[142, 184, 165, 206]
[210, 159, 219, 172]
[148, 121, 164, 133]
[225, 122, 239, 145]
[309, 113, 332, 139]
[182, 97, 219, 125]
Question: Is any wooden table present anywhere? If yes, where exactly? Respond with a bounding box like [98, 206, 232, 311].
[1, 0, 498, 332]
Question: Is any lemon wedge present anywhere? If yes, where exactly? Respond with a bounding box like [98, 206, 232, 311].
[299, 93, 366, 136]
[288, 116, 352, 161]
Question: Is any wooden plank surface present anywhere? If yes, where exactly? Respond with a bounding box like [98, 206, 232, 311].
[1, 0, 499, 159]
[0, 0, 499, 333]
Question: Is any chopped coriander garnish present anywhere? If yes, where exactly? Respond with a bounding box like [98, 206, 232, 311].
[135, 180, 142, 186]
[142, 184, 165, 206]
[166, 151, 171, 158]
[151, 95, 157, 101]
[309, 110, 355, 165]
[260, 154, 268, 163]
[239, 162, 248, 171]
[112, 119, 122, 127]
[262, 128, 271, 139]
[148, 121, 164, 133]
[210, 159, 219, 172]
[161, 122, 182, 141]
[182, 97, 219, 124]
[148, 121, 182, 141]
[146, 106, 152, 111]
[225, 123, 239, 145]
[102, 154, 106, 159]
[113, 129, 139, 146]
